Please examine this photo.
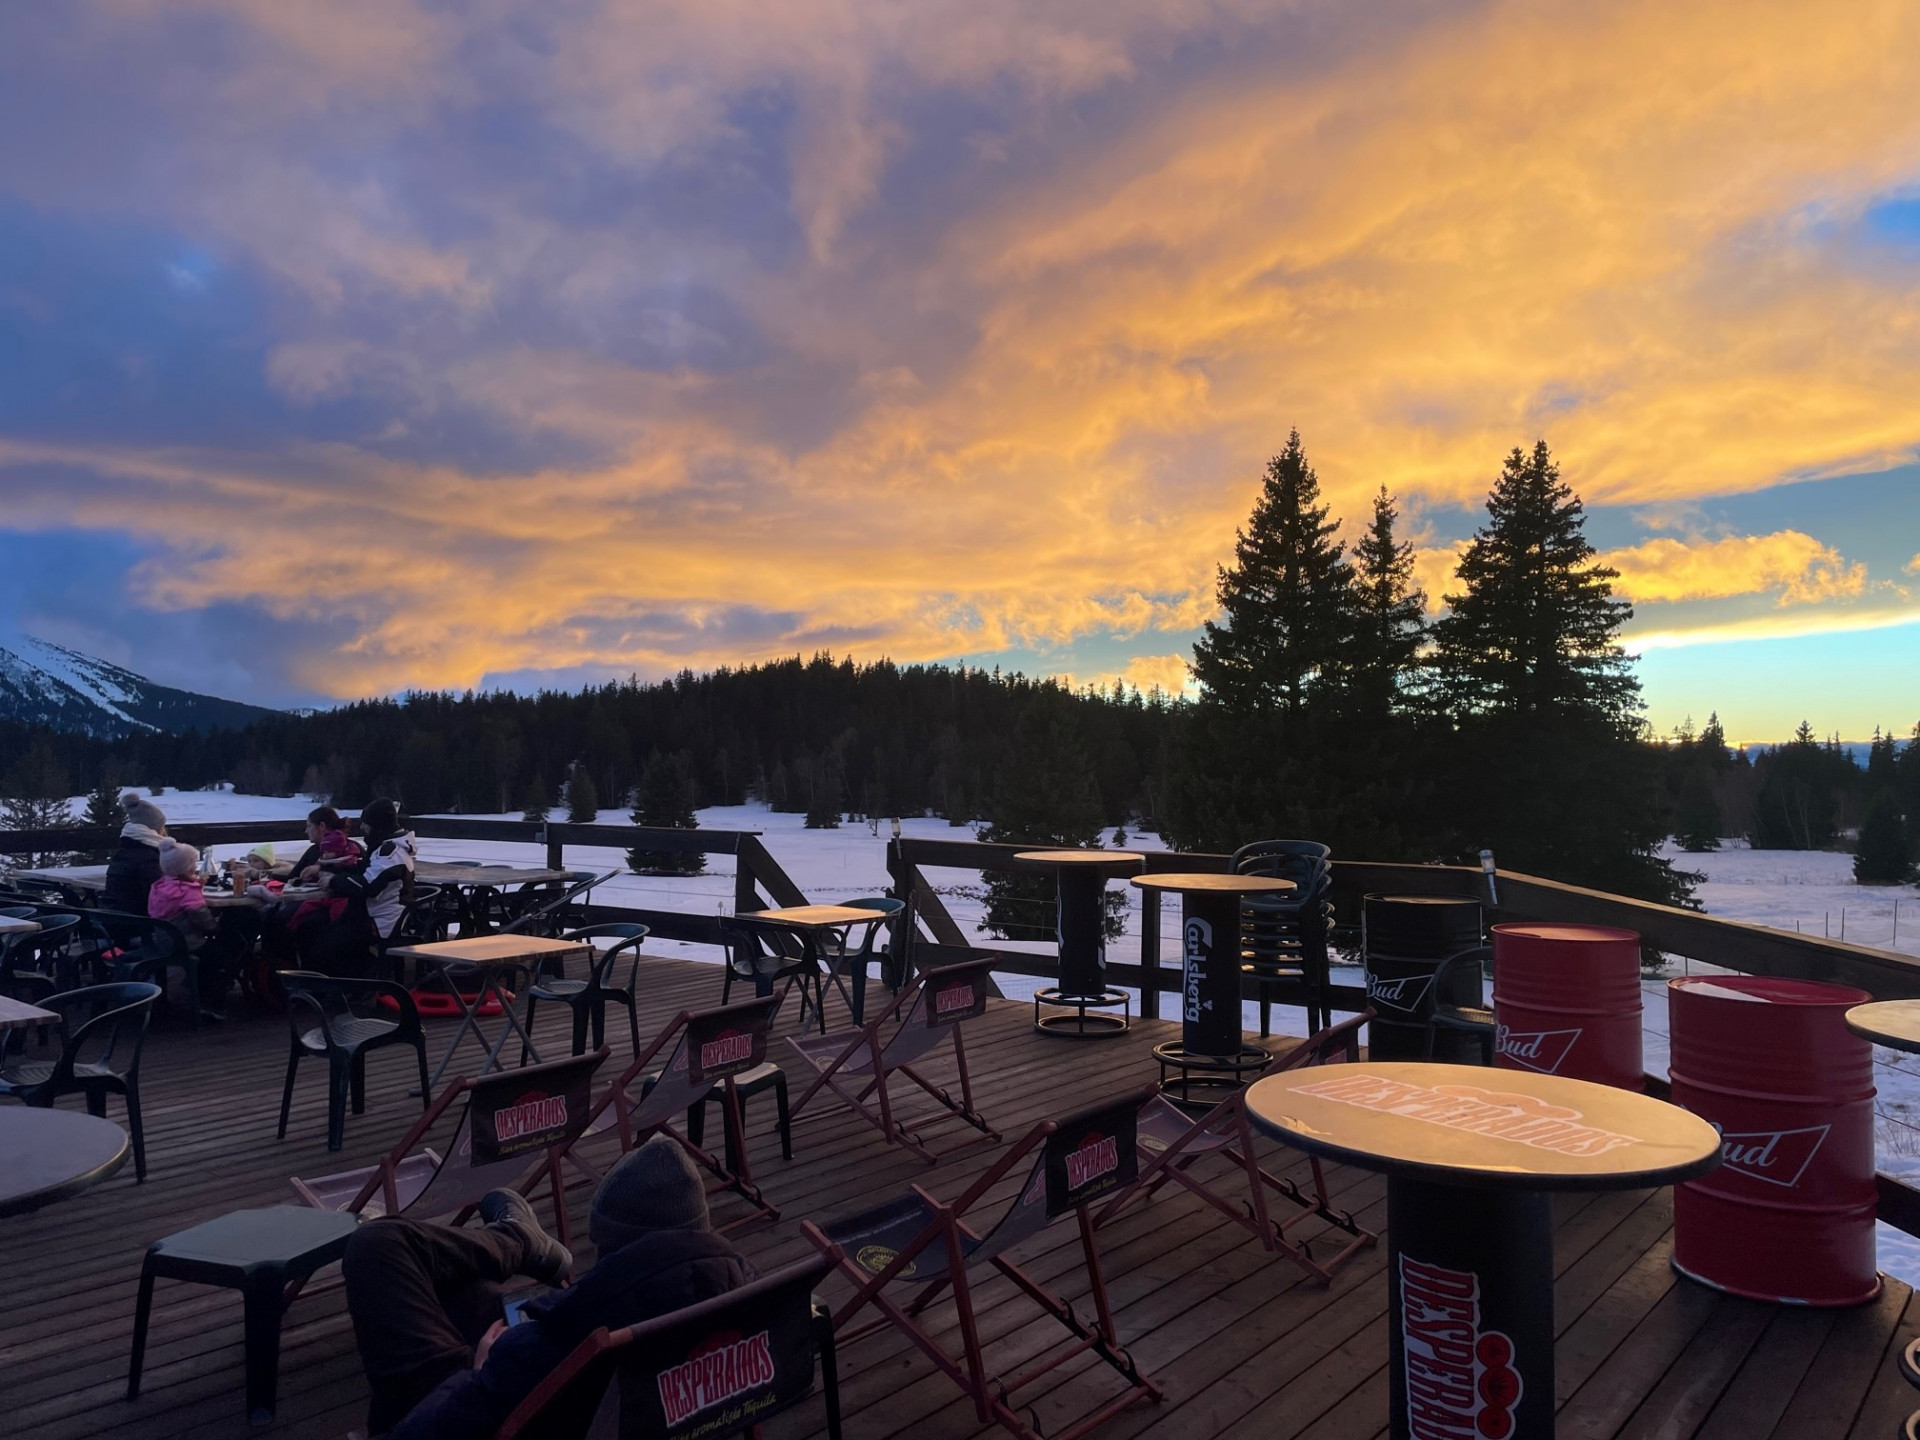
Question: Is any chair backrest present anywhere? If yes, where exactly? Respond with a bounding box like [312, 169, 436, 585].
[586, 996, 783, 1144]
[868, 955, 993, 1069]
[969, 1093, 1144, 1265]
[1231, 839, 1331, 875]
[39, 981, 161, 1084]
[401, 1050, 607, 1219]
[281, 971, 419, 1046]
[496, 1255, 833, 1440]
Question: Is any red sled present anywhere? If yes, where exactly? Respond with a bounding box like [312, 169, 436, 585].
[380, 987, 512, 1018]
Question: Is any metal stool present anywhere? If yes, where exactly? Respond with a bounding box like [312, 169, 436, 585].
[127, 1206, 358, 1426]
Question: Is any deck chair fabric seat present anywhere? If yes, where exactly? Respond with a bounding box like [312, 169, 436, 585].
[494, 1254, 842, 1440]
[786, 956, 1001, 1164]
[806, 1093, 1162, 1440]
[1096, 1012, 1378, 1284]
[558, 997, 786, 1234]
[290, 1049, 609, 1244]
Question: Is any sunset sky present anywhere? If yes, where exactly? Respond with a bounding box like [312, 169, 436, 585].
[2, 0, 1917, 743]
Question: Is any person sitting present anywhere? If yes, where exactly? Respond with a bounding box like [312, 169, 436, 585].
[342, 1135, 750, 1440]
[101, 793, 167, 914]
[147, 839, 241, 1018]
[292, 806, 363, 883]
[297, 798, 416, 977]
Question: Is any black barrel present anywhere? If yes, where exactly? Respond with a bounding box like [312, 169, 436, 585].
[1363, 894, 1484, 1060]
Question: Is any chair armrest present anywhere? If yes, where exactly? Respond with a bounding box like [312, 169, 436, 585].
[1428, 945, 1493, 992]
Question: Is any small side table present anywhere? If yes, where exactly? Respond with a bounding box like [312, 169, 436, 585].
[128, 1206, 360, 1426]
[1131, 872, 1294, 1104]
[1016, 850, 1143, 1039]
[1247, 1062, 1720, 1440]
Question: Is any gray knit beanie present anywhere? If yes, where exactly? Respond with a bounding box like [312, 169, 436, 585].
[589, 1135, 709, 1253]
[121, 792, 167, 833]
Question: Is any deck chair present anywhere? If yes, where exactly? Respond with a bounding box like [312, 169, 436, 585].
[559, 996, 785, 1234]
[290, 1049, 609, 1247]
[1093, 1012, 1377, 1285]
[786, 956, 1000, 1164]
[804, 1093, 1162, 1440]
[494, 1253, 843, 1440]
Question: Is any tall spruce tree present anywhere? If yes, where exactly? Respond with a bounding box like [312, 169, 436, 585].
[1430, 442, 1636, 721]
[521, 773, 551, 824]
[628, 750, 706, 876]
[1345, 484, 1427, 714]
[1855, 792, 1914, 884]
[1428, 442, 1689, 905]
[1191, 430, 1354, 718]
[82, 769, 123, 863]
[0, 739, 78, 867]
[565, 765, 599, 823]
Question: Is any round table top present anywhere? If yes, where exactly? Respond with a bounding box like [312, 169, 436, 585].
[1846, 1001, 1920, 1053]
[1129, 872, 1297, 896]
[1245, 1062, 1722, 1192]
[0, 1107, 129, 1218]
[1015, 850, 1145, 869]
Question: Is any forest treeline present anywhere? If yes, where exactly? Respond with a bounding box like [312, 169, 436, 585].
[2, 435, 1916, 901]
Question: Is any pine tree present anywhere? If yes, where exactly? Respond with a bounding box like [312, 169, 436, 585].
[1752, 722, 1842, 850]
[565, 765, 599, 823]
[628, 751, 705, 876]
[0, 739, 78, 867]
[83, 770, 123, 863]
[1191, 430, 1354, 718]
[1854, 792, 1914, 884]
[1430, 441, 1636, 722]
[521, 774, 550, 824]
[1673, 768, 1722, 852]
[1698, 713, 1729, 770]
[1345, 485, 1427, 713]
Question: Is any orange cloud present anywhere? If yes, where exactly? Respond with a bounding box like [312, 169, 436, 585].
[1603, 532, 1869, 606]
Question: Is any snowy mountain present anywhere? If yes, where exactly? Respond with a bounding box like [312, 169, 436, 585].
[0, 636, 279, 738]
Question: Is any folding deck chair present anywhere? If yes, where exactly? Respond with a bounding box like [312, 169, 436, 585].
[1093, 1011, 1377, 1284]
[804, 1093, 1163, 1440]
[785, 955, 1000, 1164]
[494, 1253, 843, 1440]
[289, 1049, 609, 1246]
[558, 996, 785, 1235]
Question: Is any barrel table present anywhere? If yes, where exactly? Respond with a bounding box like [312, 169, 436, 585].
[1247, 1062, 1721, 1440]
[1669, 975, 1878, 1306]
[1363, 894, 1484, 1060]
[1016, 850, 1144, 1039]
[1131, 872, 1294, 1105]
[1492, 923, 1643, 1087]
[0, 1107, 130, 1218]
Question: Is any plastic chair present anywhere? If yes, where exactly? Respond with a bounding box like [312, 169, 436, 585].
[1421, 944, 1496, 1064]
[0, 913, 81, 999]
[0, 980, 159, 1181]
[520, 922, 648, 1064]
[805, 1093, 1162, 1440]
[276, 971, 431, 1151]
[494, 1253, 844, 1440]
[81, 912, 205, 1027]
[719, 918, 840, 1032]
[814, 897, 904, 1024]
[1231, 840, 1335, 1036]
[500, 871, 614, 939]
[380, 886, 446, 982]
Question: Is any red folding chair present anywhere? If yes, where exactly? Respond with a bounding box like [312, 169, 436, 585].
[1094, 1011, 1377, 1284]
[289, 1048, 608, 1248]
[803, 1092, 1163, 1440]
[493, 1253, 843, 1440]
[557, 996, 784, 1234]
[786, 956, 1000, 1164]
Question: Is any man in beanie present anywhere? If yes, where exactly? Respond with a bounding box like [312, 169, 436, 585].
[342, 1135, 748, 1439]
[102, 792, 167, 914]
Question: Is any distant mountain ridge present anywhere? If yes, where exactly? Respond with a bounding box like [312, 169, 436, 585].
[0, 636, 280, 738]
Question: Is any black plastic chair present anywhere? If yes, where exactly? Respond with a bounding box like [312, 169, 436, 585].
[276, 971, 430, 1151]
[1231, 840, 1335, 1037]
[0, 913, 82, 1000]
[721, 920, 845, 1034]
[521, 922, 648, 1064]
[79, 911, 207, 1025]
[814, 897, 904, 1025]
[0, 980, 159, 1181]
[1421, 944, 1496, 1064]
[380, 885, 446, 983]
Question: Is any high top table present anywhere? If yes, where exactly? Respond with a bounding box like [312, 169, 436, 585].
[1131, 872, 1294, 1103]
[1845, 1000, 1920, 1055]
[1016, 850, 1144, 1039]
[387, 933, 589, 1091]
[1247, 1062, 1721, 1440]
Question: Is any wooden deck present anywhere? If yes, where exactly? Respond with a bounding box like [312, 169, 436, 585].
[5, 956, 1918, 1440]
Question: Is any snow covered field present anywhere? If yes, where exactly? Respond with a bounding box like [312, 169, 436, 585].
[36, 789, 1920, 1283]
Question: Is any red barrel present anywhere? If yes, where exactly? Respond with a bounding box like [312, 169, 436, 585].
[1668, 976, 1878, 1306]
[1491, 923, 1645, 1089]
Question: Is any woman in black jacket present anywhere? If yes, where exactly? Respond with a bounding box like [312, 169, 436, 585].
[101, 793, 167, 914]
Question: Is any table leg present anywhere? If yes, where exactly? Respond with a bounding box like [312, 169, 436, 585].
[480, 975, 542, 1074]
[1385, 1175, 1552, 1440]
[1035, 868, 1131, 1039]
[420, 973, 488, 1094]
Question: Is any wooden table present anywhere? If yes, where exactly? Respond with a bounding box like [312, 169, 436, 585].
[386, 934, 590, 1089]
[1247, 1061, 1721, 1440]
[0, 995, 59, 1032]
[728, 905, 893, 1028]
[1131, 872, 1296, 1103]
[0, 1107, 130, 1217]
[1846, 1001, 1920, 1053]
[1016, 850, 1145, 1040]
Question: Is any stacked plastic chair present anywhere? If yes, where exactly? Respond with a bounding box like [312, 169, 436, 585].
[1231, 840, 1334, 1037]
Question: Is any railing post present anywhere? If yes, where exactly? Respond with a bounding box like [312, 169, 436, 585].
[1139, 888, 1161, 1020]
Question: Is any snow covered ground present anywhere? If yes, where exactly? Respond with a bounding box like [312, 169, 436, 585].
[40, 789, 1920, 1283]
